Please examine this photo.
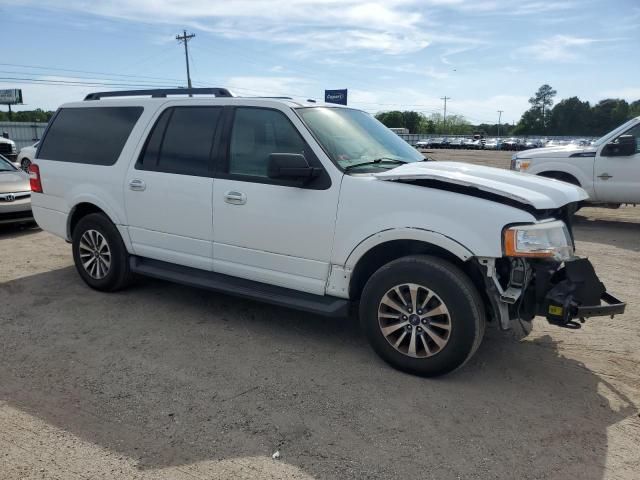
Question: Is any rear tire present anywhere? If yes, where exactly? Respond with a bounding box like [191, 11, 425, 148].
[72, 213, 132, 292]
[360, 255, 485, 377]
[21, 158, 31, 172]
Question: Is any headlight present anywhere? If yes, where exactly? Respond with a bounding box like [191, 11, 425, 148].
[503, 220, 574, 261]
[513, 158, 531, 171]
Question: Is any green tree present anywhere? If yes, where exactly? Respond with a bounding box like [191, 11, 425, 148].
[514, 84, 557, 134]
[0, 108, 54, 122]
[548, 97, 592, 135]
[375, 111, 404, 129]
[530, 84, 557, 131]
[590, 99, 630, 135]
[401, 111, 423, 133]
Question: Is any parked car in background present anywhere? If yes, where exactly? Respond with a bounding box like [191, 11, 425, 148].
[512, 116, 640, 207]
[448, 137, 465, 149]
[484, 138, 502, 150]
[0, 154, 32, 224]
[502, 138, 522, 151]
[545, 139, 568, 148]
[29, 88, 625, 377]
[524, 139, 543, 150]
[422, 137, 449, 149]
[415, 139, 431, 150]
[0, 134, 17, 163]
[17, 141, 39, 172]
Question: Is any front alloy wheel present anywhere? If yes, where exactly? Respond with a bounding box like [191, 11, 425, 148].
[378, 283, 452, 358]
[360, 255, 485, 377]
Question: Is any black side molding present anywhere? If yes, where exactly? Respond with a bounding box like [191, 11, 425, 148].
[129, 256, 350, 318]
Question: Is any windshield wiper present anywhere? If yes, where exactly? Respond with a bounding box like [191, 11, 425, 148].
[343, 157, 407, 171]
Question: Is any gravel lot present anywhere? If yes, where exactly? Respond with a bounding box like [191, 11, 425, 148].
[1, 149, 639, 480]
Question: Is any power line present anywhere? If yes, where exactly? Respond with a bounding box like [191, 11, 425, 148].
[0, 77, 176, 89]
[0, 62, 185, 84]
[176, 30, 196, 90]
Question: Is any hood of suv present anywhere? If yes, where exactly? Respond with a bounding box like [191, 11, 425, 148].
[374, 161, 588, 209]
[515, 145, 597, 159]
[0, 170, 30, 194]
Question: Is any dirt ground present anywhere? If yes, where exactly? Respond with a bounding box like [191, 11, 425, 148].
[1, 149, 639, 480]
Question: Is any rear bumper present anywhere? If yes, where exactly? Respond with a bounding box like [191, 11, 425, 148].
[0, 209, 33, 224]
[31, 205, 68, 239]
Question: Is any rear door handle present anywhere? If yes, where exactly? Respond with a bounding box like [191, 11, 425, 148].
[224, 191, 246, 205]
[129, 179, 146, 191]
[597, 173, 613, 180]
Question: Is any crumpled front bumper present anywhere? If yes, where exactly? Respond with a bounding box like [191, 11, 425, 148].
[478, 256, 626, 330]
[534, 257, 626, 328]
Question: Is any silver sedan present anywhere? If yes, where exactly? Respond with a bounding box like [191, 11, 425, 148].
[0, 154, 33, 225]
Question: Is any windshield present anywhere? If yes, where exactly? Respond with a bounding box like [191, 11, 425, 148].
[0, 155, 16, 172]
[296, 107, 424, 170]
[592, 118, 639, 147]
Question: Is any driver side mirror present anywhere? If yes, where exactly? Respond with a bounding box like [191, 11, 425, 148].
[267, 153, 322, 184]
[603, 134, 637, 157]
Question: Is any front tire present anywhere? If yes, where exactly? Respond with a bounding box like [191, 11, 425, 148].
[360, 255, 485, 377]
[72, 213, 132, 292]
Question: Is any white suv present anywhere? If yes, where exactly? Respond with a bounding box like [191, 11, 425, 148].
[30, 88, 625, 376]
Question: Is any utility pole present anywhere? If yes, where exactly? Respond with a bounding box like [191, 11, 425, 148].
[497, 110, 503, 137]
[176, 30, 195, 90]
[440, 96, 450, 133]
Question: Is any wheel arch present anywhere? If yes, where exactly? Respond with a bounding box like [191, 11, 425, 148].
[537, 170, 581, 186]
[67, 201, 120, 239]
[344, 228, 475, 300]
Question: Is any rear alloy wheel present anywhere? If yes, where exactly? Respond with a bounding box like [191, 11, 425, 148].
[78, 229, 112, 280]
[72, 213, 132, 292]
[21, 158, 31, 172]
[360, 255, 485, 377]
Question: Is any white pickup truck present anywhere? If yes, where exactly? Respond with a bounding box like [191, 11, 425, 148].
[511, 116, 640, 206]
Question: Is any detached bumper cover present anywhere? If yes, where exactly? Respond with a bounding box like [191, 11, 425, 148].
[537, 258, 626, 327]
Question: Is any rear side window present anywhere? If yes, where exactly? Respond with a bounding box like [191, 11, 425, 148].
[38, 107, 142, 165]
[138, 106, 222, 176]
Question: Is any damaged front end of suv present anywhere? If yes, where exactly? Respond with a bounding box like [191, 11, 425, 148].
[478, 207, 625, 331]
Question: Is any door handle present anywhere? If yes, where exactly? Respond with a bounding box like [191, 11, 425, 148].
[129, 179, 146, 191]
[597, 173, 613, 180]
[224, 191, 247, 205]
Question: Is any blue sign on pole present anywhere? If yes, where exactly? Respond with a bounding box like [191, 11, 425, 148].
[324, 89, 348, 105]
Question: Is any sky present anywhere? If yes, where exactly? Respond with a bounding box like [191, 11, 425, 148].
[1, 0, 639, 125]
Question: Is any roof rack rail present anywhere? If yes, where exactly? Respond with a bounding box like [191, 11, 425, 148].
[84, 88, 234, 101]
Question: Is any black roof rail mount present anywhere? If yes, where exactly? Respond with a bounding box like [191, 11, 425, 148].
[84, 88, 234, 101]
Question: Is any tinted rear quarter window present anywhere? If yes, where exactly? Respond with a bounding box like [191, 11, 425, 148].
[38, 106, 143, 165]
[138, 106, 222, 176]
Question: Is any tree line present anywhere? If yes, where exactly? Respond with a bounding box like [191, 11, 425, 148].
[0, 109, 55, 123]
[375, 85, 640, 137]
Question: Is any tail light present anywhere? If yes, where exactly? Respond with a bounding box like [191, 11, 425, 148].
[29, 163, 43, 193]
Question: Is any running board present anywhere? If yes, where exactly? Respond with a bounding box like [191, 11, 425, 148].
[129, 256, 350, 318]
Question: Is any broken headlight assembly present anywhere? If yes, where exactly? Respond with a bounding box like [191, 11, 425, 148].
[503, 220, 574, 261]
